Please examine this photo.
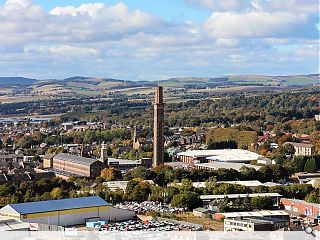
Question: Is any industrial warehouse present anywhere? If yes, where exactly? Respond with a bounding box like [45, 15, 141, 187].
[0, 196, 135, 227]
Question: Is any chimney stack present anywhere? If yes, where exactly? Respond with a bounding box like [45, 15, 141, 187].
[153, 86, 164, 167]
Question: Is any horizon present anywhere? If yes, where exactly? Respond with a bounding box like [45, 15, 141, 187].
[0, 0, 319, 80]
[1, 73, 320, 82]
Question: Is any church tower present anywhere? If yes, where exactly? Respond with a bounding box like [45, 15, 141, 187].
[153, 86, 164, 167]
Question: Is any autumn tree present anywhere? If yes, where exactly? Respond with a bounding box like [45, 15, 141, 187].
[100, 167, 122, 181]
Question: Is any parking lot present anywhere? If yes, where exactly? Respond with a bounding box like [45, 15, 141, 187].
[115, 201, 185, 214]
[99, 219, 201, 231]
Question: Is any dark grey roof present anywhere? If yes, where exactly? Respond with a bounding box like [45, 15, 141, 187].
[7, 196, 108, 215]
[53, 153, 99, 166]
[0, 172, 56, 183]
[0, 154, 24, 159]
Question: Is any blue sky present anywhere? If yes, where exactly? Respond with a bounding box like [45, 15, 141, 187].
[29, 0, 211, 22]
[0, 0, 318, 80]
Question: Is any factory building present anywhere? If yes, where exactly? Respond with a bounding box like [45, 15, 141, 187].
[0, 196, 135, 226]
[224, 217, 289, 231]
[215, 210, 289, 221]
[201, 193, 282, 206]
[44, 153, 106, 178]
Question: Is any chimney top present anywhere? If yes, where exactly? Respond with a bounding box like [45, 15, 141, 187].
[155, 86, 163, 104]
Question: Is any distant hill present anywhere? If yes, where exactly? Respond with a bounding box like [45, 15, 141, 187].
[156, 74, 320, 87]
[63, 76, 91, 81]
[0, 74, 318, 96]
[0, 77, 38, 86]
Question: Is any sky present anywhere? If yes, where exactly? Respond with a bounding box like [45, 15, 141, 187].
[0, 0, 319, 80]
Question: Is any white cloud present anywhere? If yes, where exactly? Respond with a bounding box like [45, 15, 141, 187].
[3, 0, 32, 10]
[204, 11, 310, 38]
[295, 43, 319, 58]
[185, 0, 253, 11]
[50, 3, 105, 17]
[215, 38, 239, 47]
[185, 0, 319, 13]
[25, 45, 99, 57]
[255, 0, 319, 13]
[0, 0, 318, 79]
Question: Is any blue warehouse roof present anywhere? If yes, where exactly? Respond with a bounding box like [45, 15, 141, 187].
[7, 196, 108, 215]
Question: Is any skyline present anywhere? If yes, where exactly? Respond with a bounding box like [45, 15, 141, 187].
[0, 0, 319, 80]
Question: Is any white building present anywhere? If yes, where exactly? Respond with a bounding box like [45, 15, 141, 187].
[168, 180, 263, 190]
[177, 149, 263, 164]
[284, 142, 315, 156]
[104, 180, 155, 192]
[195, 162, 261, 172]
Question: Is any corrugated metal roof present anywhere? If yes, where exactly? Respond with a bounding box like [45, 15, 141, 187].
[200, 193, 282, 200]
[222, 210, 289, 218]
[7, 196, 108, 215]
[53, 153, 99, 166]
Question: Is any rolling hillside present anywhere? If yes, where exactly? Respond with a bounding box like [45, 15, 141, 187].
[157, 74, 319, 88]
[0, 74, 318, 96]
[0, 77, 37, 86]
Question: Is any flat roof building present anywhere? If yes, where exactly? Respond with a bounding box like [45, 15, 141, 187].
[103, 180, 155, 192]
[224, 217, 289, 231]
[108, 158, 152, 173]
[195, 162, 261, 172]
[177, 149, 262, 164]
[168, 180, 263, 190]
[0, 196, 135, 226]
[201, 193, 282, 207]
[215, 210, 289, 221]
[201, 193, 282, 201]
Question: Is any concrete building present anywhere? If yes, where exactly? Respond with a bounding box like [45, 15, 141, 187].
[177, 149, 263, 164]
[194, 162, 261, 172]
[168, 180, 263, 191]
[284, 142, 316, 156]
[104, 180, 155, 192]
[281, 198, 320, 221]
[107, 158, 152, 173]
[293, 172, 320, 184]
[153, 86, 164, 167]
[201, 193, 282, 206]
[215, 210, 289, 221]
[0, 196, 135, 226]
[44, 153, 106, 178]
[224, 217, 289, 231]
[315, 114, 320, 121]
